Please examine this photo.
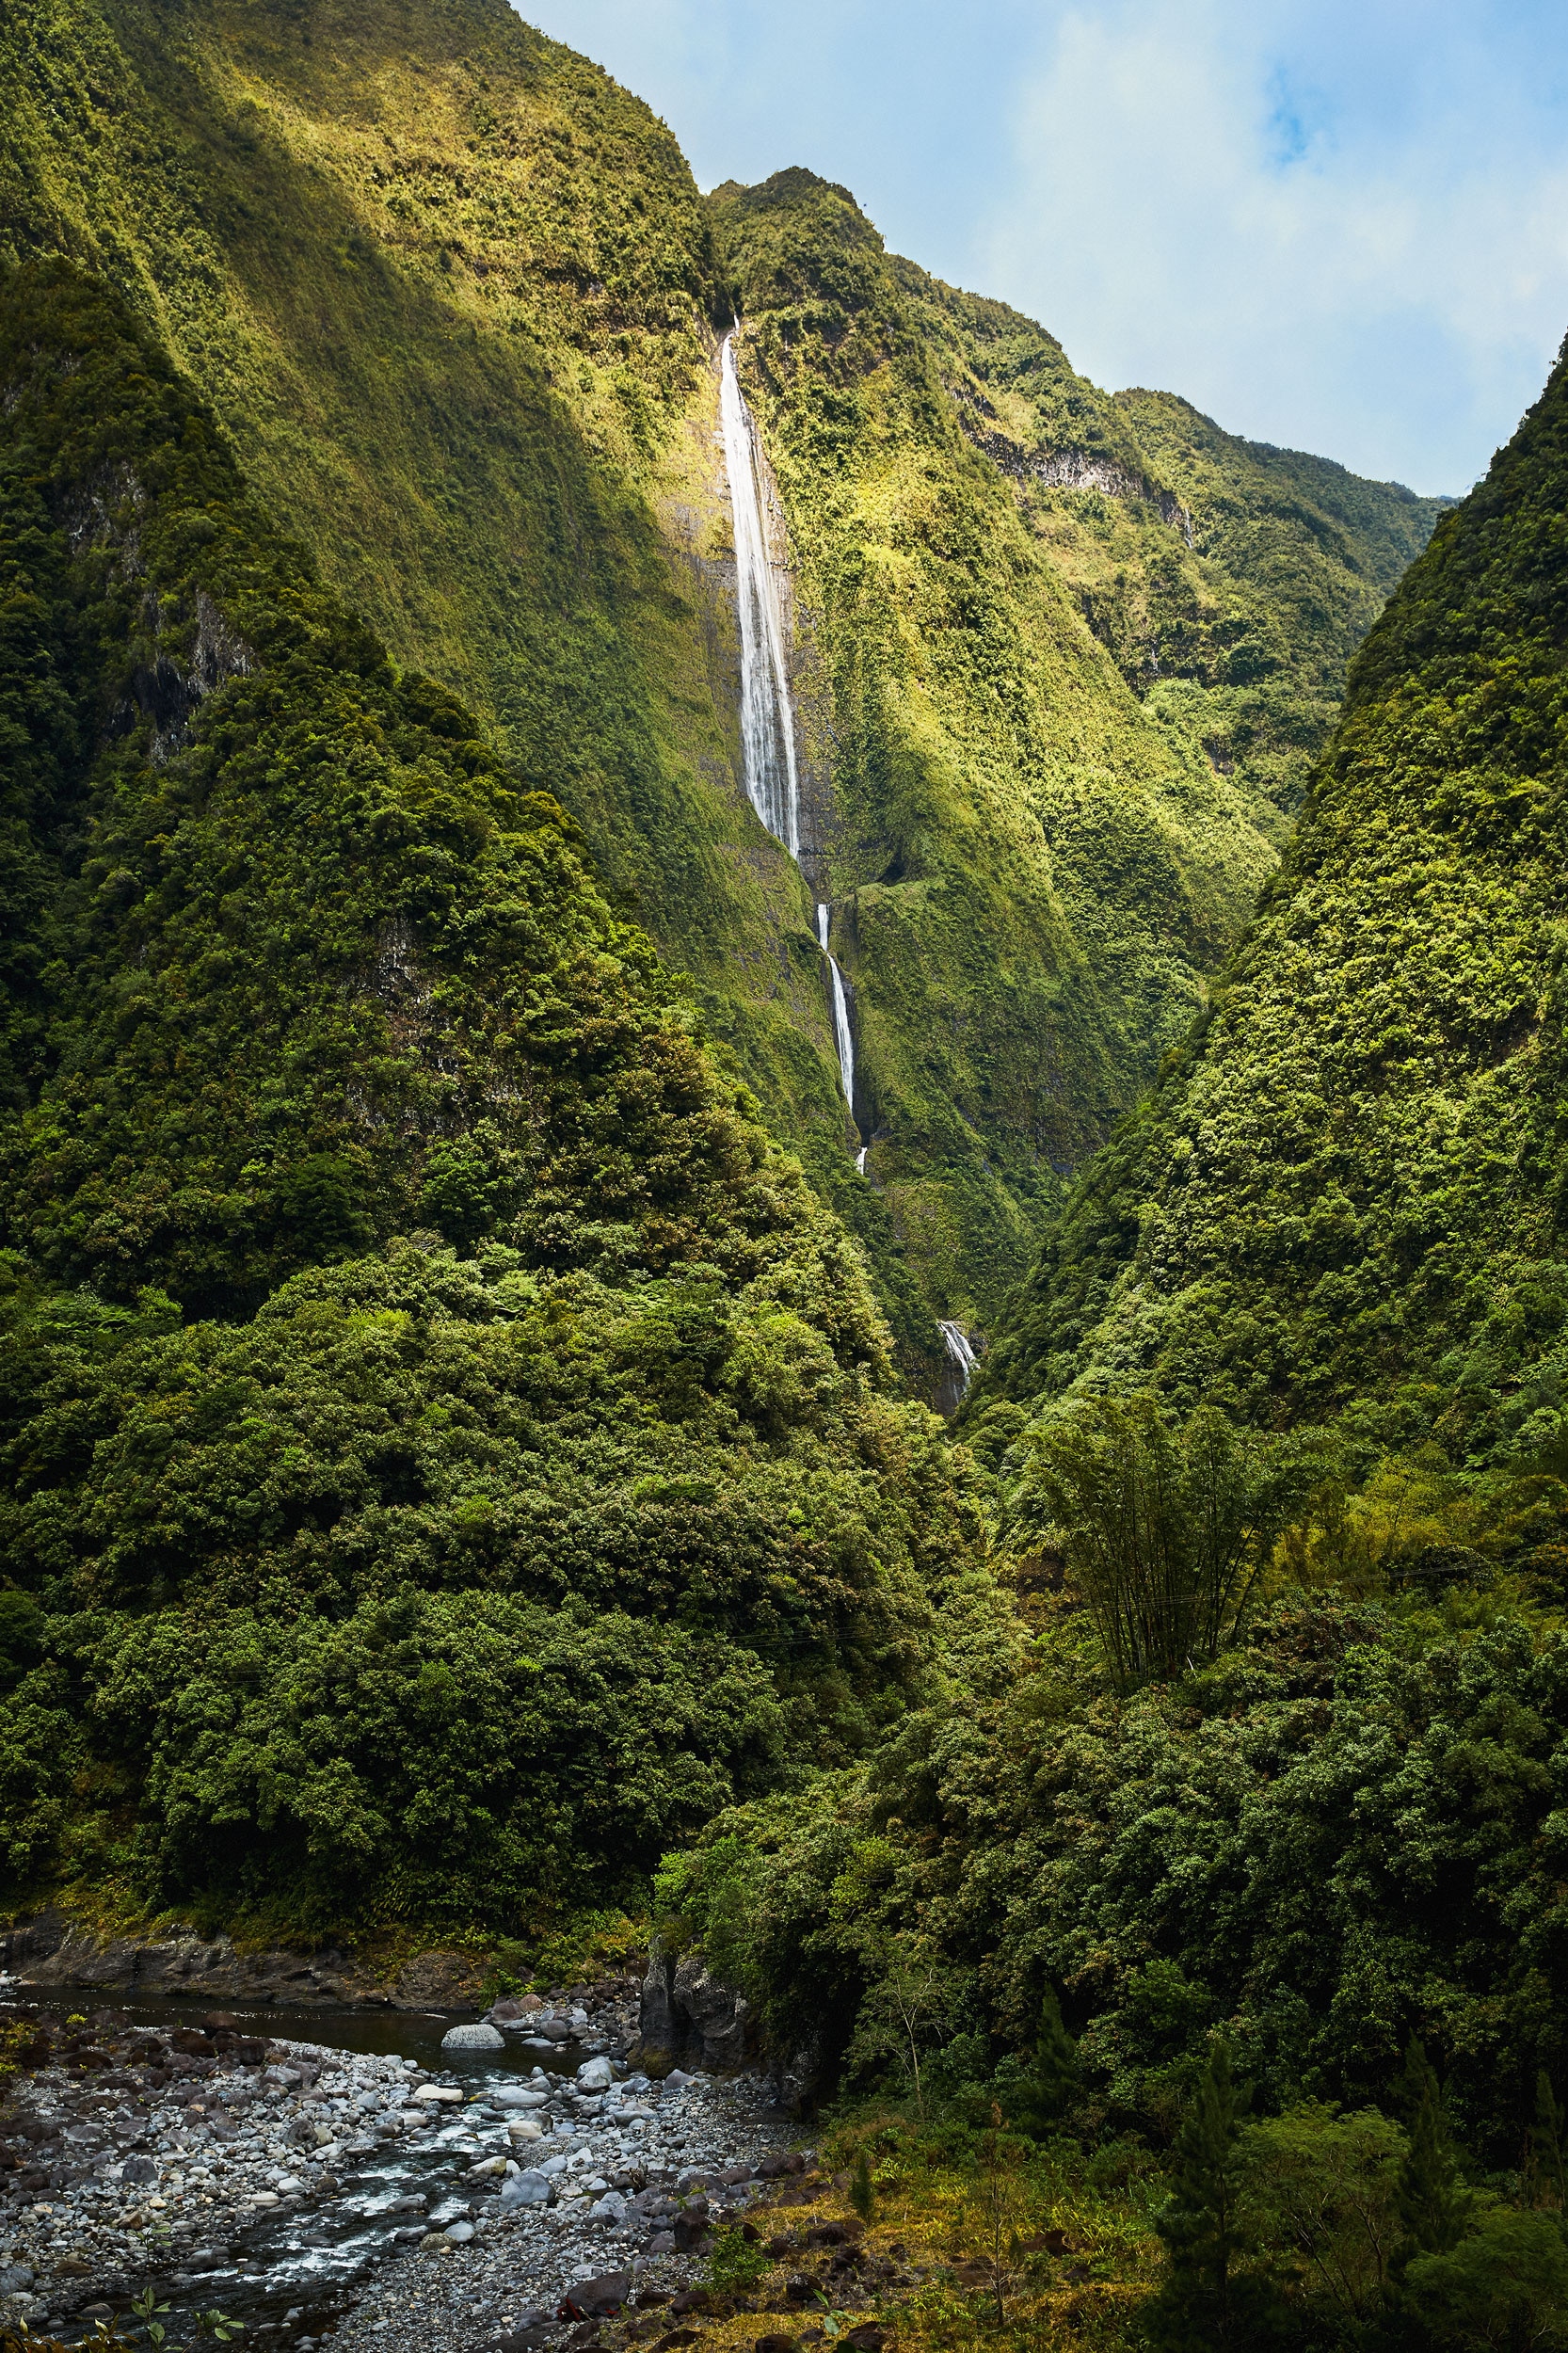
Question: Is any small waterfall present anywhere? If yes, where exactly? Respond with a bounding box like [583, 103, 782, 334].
[856, 1146, 868, 1175]
[817, 902, 856, 1116]
[719, 332, 801, 857]
[938, 1321, 978, 1394]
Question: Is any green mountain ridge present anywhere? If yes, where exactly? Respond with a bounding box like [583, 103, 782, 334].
[0, 0, 1444, 1378]
[975, 330, 1568, 1460]
[0, 253, 971, 1924]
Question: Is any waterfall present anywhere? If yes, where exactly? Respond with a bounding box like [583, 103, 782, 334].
[719, 332, 800, 858]
[856, 1147, 868, 1175]
[937, 1321, 978, 1394]
[817, 903, 856, 1116]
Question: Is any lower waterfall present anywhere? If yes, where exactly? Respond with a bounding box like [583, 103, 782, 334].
[817, 903, 856, 1119]
[937, 1321, 979, 1393]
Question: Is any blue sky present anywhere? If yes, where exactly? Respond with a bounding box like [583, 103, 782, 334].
[520, 0, 1568, 493]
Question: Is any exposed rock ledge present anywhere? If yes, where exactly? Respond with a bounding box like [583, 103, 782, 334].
[0, 1911, 484, 2010]
[635, 1939, 822, 2113]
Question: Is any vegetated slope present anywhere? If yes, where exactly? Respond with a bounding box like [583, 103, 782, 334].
[0, 0, 882, 1294]
[709, 170, 1447, 1328]
[0, 0, 1443, 1368]
[976, 332, 1568, 1449]
[0, 258, 975, 1930]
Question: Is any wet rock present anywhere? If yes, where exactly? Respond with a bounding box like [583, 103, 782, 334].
[391, 1948, 485, 2009]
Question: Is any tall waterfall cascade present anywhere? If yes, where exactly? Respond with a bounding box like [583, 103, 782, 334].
[719, 333, 801, 859]
[722, 328, 862, 1138]
[817, 903, 856, 1117]
[938, 1321, 979, 1394]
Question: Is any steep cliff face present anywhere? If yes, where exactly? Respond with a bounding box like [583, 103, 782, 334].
[0, 0, 1444, 1378]
[976, 338, 1568, 1453]
[708, 169, 1447, 1332]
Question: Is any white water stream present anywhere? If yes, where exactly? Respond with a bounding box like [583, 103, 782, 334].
[721, 331, 860, 1139]
[937, 1320, 978, 1394]
[719, 334, 801, 859]
[816, 904, 856, 1117]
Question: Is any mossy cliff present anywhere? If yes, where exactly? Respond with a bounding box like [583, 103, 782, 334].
[710, 169, 1446, 1333]
[976, 331, 1568, 1456]
[0, 0, 1442, 1372]
[0, 256, 979, 1923]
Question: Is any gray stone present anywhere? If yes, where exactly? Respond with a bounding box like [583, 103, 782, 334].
[638, 1936, 755, 2072]
[492, 2087, 548, 2109]
[440, 2022, 504, 2052]
[443, 2220, 475, 2245]
[500, 2170, 552, 2209]
[588, 2190, 628, 2225]
[575, 2056, 614, 2090]
[121, 2154, 157, 2185]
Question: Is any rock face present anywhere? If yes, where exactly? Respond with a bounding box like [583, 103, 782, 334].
[0, 1911, 488, 2011]
[637, 1942, 755, 2073]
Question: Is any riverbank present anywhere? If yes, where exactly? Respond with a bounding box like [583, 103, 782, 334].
[0, 1992, 794, 2348]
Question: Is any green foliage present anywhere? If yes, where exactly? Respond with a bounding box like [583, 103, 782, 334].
[1240, 2101, 1406, 2329]
[1006, 1989, 1081, 2139]
[0, 255, 981, 1923]
[665, 1598, 1568, 2160]
[849, 2144, 875, 2221]
[1144, 2045, 1284, 2352]
[1394, 2041, 1475, 2278]
[1402, 2205, 1568, 2351]
[709, 2224, 771, 2293]
[977, 331, 1568, 1442]
[1009, 1393, 1330, 1686]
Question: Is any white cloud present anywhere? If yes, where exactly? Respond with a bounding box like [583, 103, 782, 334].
[975, 0, 1568, 488]
[522, 0, 1568, 489]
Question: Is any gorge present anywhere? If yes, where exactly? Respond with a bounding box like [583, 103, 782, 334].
[5, 1, 1568, 2347]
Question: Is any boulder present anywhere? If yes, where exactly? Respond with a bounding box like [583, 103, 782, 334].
[576, 2056, 615, 2090]
[562, 2271, 632, 2315]
[500, 2169, 552, 2209]
[441, 2021, 504, 2052]
[588, 2190, 629, 2225]
[646, 1938, 765, 2071]
[412, 2084, 463, 2105]
[121, 2154, 158, 2185]
[444, 2219, 475, 2245]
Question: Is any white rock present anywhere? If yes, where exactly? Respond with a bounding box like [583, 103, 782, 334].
[441, 2022, 505, 2052]
[575, 2057, 614, 2091]
[444, 2220, 475, 2244]
[412, 2086, 463, 2105]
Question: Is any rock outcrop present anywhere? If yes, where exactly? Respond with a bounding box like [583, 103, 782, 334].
[636, 1941, 755, 2074]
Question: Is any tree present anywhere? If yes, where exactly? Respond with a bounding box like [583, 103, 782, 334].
[1395, 2041, 1474, 2281]
[1010, 1987, 1080, 2138]
[1010, 1396, 1327, 1688]
[1144, 2044, 1286, 2351]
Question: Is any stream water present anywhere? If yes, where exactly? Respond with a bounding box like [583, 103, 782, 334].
[0, 1990, 596, 2344]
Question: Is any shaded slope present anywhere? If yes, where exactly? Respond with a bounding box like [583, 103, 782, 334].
[0, 0, 856, 1220]
[0, 258, 972, 1922]
[976, 334, 1568, 1452]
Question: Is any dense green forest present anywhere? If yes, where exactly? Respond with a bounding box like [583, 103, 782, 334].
[10, 1, 1568, 2345]
[0, 256, 974, 1929]
[655, 291, 1568, 2353]
[0, 0, 1444, 1355]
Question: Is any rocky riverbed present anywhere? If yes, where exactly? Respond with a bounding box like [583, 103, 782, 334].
[0, 1984, 800, 2350]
